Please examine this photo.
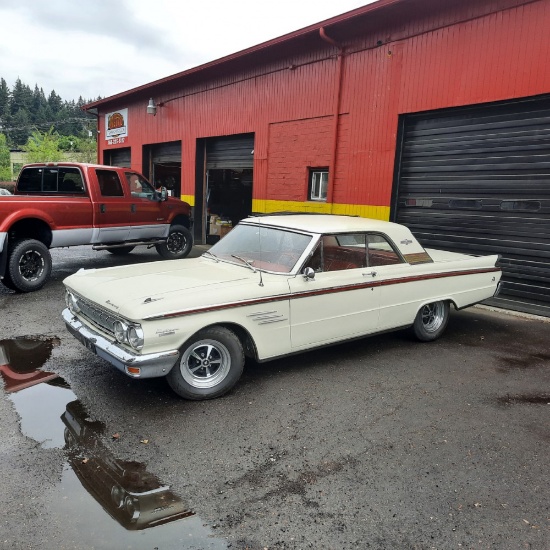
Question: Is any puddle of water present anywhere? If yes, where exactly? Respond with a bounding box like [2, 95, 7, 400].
[0, 336, 60, 393]
[2, 337, 228, 549]
[10, 379, 77, 448]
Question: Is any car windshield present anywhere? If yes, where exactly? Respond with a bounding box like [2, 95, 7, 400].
[206, 223, 313, 273]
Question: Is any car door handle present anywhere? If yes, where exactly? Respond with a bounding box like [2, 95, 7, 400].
[131, 204, 136, 213]
[100, 204, 106, 213]
[362, 271, 377, 277]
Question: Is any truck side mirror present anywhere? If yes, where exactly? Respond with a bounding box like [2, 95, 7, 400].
[157, 186, 168, 201]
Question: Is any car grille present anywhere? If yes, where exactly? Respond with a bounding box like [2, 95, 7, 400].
[76, 296, 120, 336]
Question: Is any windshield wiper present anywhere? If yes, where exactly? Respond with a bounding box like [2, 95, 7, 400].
[202, 250, 219, 262]
[231, 254, 257, 272]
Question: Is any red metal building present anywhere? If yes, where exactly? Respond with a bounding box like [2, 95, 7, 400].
[85, 0, 550, 316]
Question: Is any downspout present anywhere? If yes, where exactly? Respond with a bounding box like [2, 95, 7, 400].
[319, 27, 345, 210]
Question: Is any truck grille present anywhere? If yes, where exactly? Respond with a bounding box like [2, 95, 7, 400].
[76, 296, 120, 336]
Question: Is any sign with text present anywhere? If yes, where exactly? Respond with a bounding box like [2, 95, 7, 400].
[105, 108, 128, 143]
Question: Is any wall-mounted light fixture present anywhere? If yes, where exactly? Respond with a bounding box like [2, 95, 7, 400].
[147, 98, 157, 116]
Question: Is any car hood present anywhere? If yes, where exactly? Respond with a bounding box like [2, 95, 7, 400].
[64, 257, 289, 320]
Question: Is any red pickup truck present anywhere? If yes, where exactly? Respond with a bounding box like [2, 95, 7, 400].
[0, 162, 193, 292]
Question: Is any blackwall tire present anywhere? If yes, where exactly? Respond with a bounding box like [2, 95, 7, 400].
[412, 301, 450, 342]
[155, 225, 193, 260]
[107, 246, 135, 255]
[167, 326, 244, 400]
[7, 239, 52, 292]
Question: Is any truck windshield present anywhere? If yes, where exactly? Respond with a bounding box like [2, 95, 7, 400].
[206, 223, 312, 273]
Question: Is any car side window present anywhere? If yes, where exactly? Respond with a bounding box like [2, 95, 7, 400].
[305, 234, 367, 272]
[367, 234, 404, 266]
[97, 170, 124, 197]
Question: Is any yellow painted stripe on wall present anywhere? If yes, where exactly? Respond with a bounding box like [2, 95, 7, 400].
[181, 194, 195, 206]
[251, 199, 390, 221]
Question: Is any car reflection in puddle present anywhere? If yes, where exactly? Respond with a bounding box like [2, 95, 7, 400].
[2, 337, 228, 549]
[63, 399, 195, 531]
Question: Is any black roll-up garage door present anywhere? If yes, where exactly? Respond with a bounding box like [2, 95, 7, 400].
[151, 141, 181, 163]
[393, 95, 550, 317]
[106, 147, 131, 168]
[206, 134, 254, 169]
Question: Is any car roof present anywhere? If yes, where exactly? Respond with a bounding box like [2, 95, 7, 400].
[243, 214, 404, 235]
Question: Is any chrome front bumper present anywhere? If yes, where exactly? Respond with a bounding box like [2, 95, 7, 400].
[62, 308, 180, 379]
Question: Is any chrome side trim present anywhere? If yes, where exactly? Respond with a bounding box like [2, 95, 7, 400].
[62, 308, 179, 379]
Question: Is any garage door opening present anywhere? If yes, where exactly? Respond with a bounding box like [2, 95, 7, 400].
[195, 134, 254, 244]
[142, 141, 181, 197]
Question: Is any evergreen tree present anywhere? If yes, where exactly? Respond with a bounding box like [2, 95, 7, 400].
[0, 77, 98, 149]
[0, 78, 9, 130]
[0, 133, 11, 181]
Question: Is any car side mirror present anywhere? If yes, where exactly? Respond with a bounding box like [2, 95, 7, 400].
[157, 186, 168, 201]
[302, 267, 316, 281]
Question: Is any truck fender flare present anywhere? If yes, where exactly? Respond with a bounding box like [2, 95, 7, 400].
[0, 209, 56, 233]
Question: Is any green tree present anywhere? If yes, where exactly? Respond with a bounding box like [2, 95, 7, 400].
[23, 127, 63, 162]
[0, 78, 9, 127]
[10, 109, 31, 147]
[0, 133, 11, 181]
[75, 136, 97, 163]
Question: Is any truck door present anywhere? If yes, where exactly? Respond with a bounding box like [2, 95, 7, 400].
[125, 172, 169, 240]
[94, 169, 132, 242]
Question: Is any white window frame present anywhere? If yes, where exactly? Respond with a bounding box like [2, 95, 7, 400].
[309, 169, 329, 201]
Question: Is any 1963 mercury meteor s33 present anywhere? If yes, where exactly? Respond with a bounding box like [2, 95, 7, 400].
[62, 215, 501, 400]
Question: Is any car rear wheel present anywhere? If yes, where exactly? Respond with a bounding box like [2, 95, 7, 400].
[7, 239, 52, 292]
[167, 326, 244, 400]
[155, 225, 192, 260]
[412, 300, 450, 342]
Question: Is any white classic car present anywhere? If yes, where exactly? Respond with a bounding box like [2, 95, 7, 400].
[63, 215, 502, 400]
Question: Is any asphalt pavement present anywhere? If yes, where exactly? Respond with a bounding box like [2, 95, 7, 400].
[0, 245, 548, 549]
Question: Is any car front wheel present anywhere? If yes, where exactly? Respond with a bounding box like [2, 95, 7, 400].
[167, 326, 244, 400]
[412, 300, 450, 342]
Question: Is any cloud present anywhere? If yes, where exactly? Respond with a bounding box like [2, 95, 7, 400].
[0, 0, 374, 100]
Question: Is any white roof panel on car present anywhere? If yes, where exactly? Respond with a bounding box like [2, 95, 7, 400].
[243, 214, 403, 235]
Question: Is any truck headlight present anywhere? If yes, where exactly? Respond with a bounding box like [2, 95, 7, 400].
[113, 321, 128, 343]
[65, 290, 80, 314]
[128, 326, 144, 350]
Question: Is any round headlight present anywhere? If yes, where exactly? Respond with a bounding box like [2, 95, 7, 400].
[128, 326, 144, 350]
[113, 320, 128, 343]
[65, 291, 80, 314]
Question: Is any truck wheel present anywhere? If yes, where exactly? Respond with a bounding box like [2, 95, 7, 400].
[7, 239, 52, 292]
[155, 225, 193, 259]
[107, 246, 135, 256]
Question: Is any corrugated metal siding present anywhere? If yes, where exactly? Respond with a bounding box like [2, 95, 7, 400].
[394, 95, 550, 316]
[151, 141, 181, 163]
[206, 134, 254, 169]
[105, 147, 131, 168]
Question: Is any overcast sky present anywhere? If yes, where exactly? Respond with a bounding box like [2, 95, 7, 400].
[0, 0, 376, 102]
